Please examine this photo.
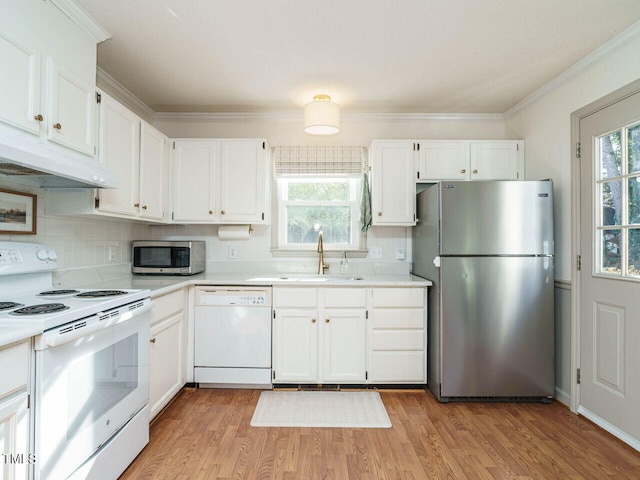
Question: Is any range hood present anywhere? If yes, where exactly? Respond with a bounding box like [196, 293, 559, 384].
[0, 134, 118, 189]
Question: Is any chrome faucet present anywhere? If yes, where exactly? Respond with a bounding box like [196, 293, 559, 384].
[317, 232, 329, 275]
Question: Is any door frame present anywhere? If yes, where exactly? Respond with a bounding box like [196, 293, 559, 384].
[570, 77, 640, 413]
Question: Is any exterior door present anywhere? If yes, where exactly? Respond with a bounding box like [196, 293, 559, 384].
[578, 89, 640, 447]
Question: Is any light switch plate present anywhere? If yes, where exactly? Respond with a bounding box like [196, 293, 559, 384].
[395, 246, 405, 260]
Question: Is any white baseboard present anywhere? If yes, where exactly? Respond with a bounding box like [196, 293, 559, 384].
[577, 405, 640, 452]
[554, 387, 570, 407]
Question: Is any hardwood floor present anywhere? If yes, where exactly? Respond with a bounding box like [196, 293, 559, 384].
[121, 388, 640, 479]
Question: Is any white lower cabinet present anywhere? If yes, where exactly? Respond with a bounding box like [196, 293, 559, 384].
[0, 340, 31, 480]
[149, 289, 186, 420]
[272, 288, 367, 384]
[272, 286, 426, 385]
[369, 288, 427, 383]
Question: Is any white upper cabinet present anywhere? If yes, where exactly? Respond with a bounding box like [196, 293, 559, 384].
[96, 93, 169, 221]
[47, 59, 96, 155]
[171, 140, 218, 222]
[417, 141, 469, 181]
[0, 31, 41, 135]
[469, 141, 523, 180]
[139, 122, 168, 221]
[218, 140, 268, 223]
[171, 138, 269, 224]
[97, 94, 141, 217]
[417, 140, 524, 181]
[0, 0, 104, 157]
[370, 140, 417, 226]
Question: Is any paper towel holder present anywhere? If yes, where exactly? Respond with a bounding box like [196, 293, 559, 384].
[217, 224, 253, 241]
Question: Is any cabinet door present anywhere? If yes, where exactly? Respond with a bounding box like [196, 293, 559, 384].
[272, 309, 318, 382]
[417, 141, 469, 181]
[370, 141, 416, 225]
[171, 140, 218, 222]
[0, 392, 30, 480]
[149, 312, 184, 419]
[47, 58, 95, 156]
[320, 309, 366, 383]
[139, 122, 168, 221]
[0, 32, 41, 135]
[97, 94, 140, 217]
[470, 141, 523, 180]
[218, 140, 267, 223]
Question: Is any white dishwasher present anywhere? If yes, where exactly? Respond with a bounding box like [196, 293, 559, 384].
[194, 286, 272, 388]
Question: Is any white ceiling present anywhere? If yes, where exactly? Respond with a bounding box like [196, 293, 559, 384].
[77, 0, 640, 115]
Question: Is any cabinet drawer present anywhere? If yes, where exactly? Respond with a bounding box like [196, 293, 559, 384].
[0, 340, 29, 398]
[323, 288, 366, 308]
[368, 351, 426, 383]
[151, 289, 184, 325]
[371, 308, 425, 329]
[273, 288, 317, 308]
[370, 330, 425, 351]
[371, 288, 425, 308]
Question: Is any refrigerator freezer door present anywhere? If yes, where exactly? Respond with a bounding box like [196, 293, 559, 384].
[440, 256, 554, 398]
[439, 181, 554, 256]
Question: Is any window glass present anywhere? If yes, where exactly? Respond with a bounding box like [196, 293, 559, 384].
[277, 177, 361, 250]
[596, 122, 640, 278]
[627, 122, 640, 174]
[600, 131, 622, 179]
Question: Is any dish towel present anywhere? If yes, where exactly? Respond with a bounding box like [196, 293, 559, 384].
[361, 172, 372, 232]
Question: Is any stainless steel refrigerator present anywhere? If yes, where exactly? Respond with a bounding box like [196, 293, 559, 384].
[412, 180, 554, 402]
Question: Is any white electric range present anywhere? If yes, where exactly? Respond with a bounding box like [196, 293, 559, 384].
[0, 241, 151, 480]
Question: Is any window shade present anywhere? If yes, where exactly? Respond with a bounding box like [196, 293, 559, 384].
[273, 146, 368, 176]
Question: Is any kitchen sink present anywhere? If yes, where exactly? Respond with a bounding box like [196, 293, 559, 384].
[247, 275, 365, 283]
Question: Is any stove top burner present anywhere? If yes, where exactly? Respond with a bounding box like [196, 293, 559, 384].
[11, 303, 70, 315]
[38, 289, 80, 296]
[0, 302, 24, 312]
[75, 290, 128, 298]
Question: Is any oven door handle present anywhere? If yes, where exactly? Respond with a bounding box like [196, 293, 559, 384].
[35, 300, 152, 350]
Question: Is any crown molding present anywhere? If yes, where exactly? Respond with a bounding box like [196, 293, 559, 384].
[96, 67, 155, 122]
[504, 20, 640, 119]
[49, 0, 110, 42]
[154, 111, 504, 123]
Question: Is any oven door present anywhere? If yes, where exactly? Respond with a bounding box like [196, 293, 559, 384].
[34, 311, 150, 480]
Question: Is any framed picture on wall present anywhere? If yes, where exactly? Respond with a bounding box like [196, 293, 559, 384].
[0, 189, 37, 234]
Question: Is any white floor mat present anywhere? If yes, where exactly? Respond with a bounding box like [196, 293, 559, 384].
[250, 391, 392, 428]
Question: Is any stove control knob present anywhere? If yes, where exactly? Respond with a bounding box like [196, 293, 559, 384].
[37, 249, 49, 261]
[47, 250, 58, 261]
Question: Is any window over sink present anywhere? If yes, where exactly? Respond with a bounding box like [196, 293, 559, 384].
[272, 146, 368, 252]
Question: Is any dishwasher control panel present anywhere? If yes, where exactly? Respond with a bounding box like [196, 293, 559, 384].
[195, 287, 272, 307]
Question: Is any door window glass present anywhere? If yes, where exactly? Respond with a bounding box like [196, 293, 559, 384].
[596, 121, 640, 277]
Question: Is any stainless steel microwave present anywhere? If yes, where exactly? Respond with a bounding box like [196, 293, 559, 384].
[132, 241, 205, 275]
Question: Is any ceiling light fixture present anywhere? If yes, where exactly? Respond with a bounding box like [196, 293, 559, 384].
[304, 94, 340, 135]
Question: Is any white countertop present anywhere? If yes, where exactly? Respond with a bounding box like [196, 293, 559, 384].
[92, 272, 432, 298]
[0, 272, 431, 346]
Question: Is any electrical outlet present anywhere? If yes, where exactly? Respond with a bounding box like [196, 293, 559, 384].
[369, 247, 383, 259]
[228, 245, 237, 259]
[396, 246, 405, 260]
[108, 246, 117, 263]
